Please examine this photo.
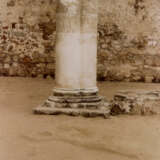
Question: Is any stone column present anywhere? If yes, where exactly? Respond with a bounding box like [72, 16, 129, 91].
[34, 0, 109, 118]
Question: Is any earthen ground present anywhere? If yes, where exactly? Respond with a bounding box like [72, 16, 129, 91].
[1, 77, 160, 160]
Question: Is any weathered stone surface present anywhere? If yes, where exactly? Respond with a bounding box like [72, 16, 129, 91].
[34, 90, 110, 118]
[34, 106, 110, 118]
[111, 90, 160, 115]
[97, 0, 160, 82]
[35, 89, 160, 118]
[0, 0, 159, 81]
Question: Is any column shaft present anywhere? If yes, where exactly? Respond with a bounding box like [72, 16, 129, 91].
[55, 0, 81, 89]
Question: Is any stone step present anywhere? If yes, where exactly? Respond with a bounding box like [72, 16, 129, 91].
[48, 96, 102, 103]
[34, 106, 110, 118]
[44, 98, 109, 109]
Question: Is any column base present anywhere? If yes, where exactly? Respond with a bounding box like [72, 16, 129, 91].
[33, 88, 110, 118]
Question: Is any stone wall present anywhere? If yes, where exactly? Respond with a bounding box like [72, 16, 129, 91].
[97, 0, 160, 82]
[0, 0, 56, 77]
[1, 0, 160, 82]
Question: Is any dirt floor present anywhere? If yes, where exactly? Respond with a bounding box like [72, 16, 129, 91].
[1, 77, 160, 160]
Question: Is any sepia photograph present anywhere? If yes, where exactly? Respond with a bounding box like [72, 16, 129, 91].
[1, 0, 160, 160]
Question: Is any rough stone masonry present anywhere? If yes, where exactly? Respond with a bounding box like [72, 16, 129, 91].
[1, 0, 160, 82]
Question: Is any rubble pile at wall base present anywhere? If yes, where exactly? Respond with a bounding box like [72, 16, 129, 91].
[110, 90, 160, 116]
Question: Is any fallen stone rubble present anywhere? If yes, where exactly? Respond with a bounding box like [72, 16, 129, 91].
[110, 90, 160, 116]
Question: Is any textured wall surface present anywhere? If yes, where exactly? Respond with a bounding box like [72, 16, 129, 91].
[98, 0, 160, 82]
[1, 0, 160, 82]
[0, 0, 56, 77]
